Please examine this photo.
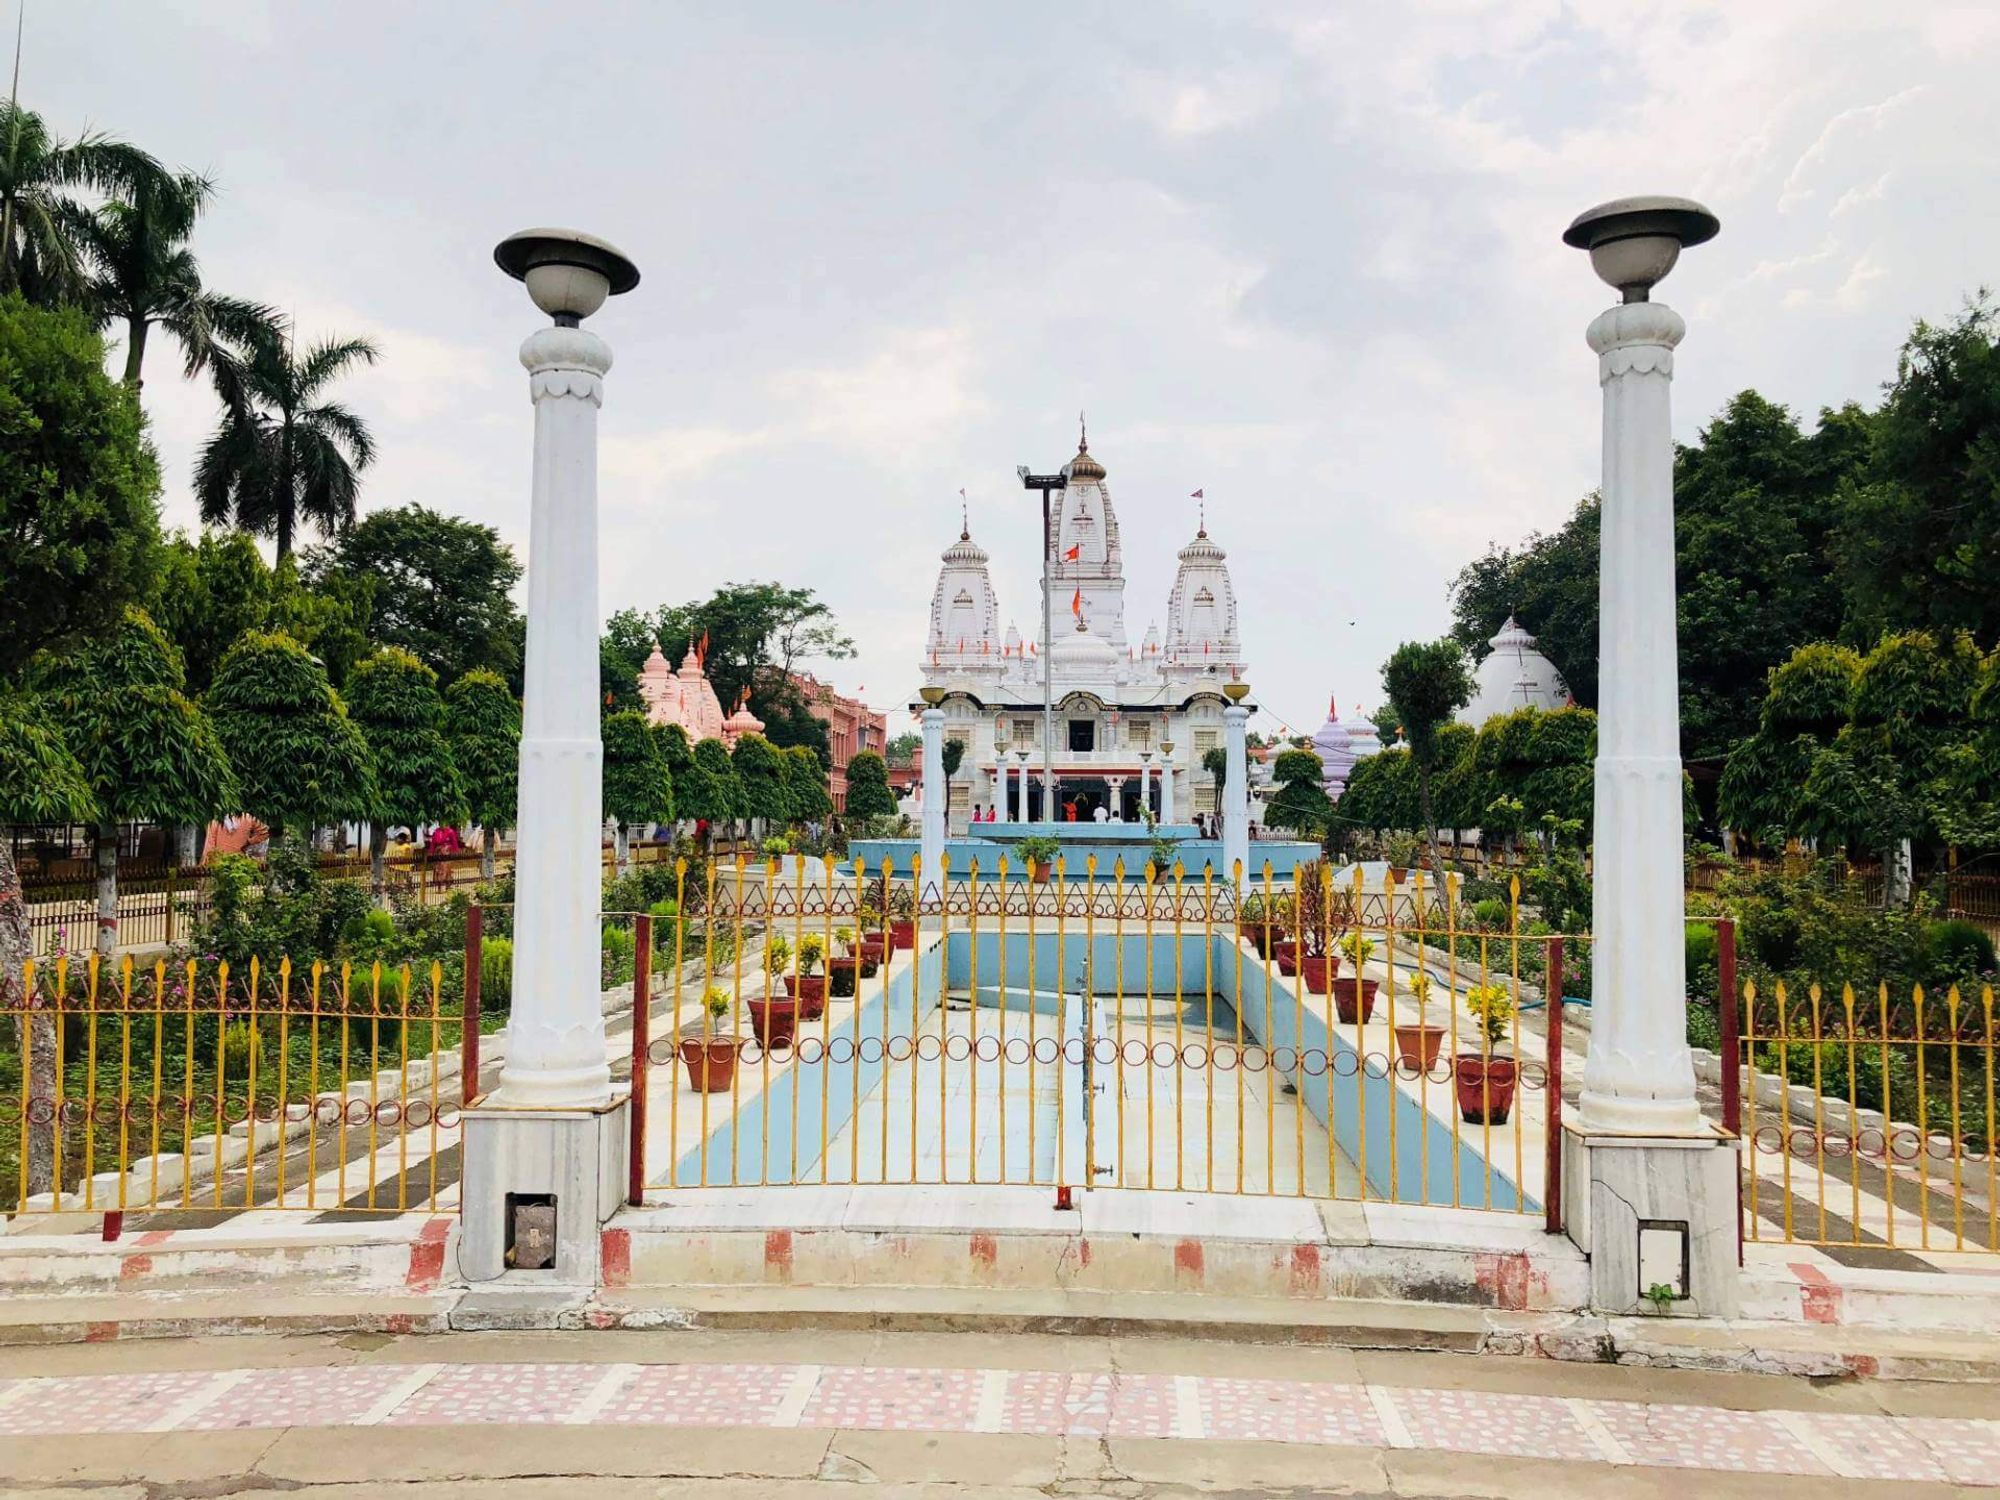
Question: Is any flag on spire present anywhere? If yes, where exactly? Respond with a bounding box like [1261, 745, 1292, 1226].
[1190, 488, 1203, 499]
[1071, 587, 1083, 619]
[1063, 542, 1081, 561]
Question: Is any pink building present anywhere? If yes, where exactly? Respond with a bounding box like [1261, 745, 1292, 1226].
[791, 672, 886, 811]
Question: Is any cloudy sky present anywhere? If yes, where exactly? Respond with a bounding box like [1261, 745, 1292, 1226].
[38, 2, 2000, 737]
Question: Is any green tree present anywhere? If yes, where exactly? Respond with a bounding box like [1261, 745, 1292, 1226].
[1522, 706, 1597, 836]
[599, 608, 656, 713]
[309, 505, 523, 684]
[731, 733, 790, 836]
[842, 748, 895, 820]
[602, 710, 673, 874]
[1719, 642, 1861, 845]
[885, 731, 921, 764]
[1265, 748, 1332, 835]
[1338, 747, 1418, 834]
[0, 297, 161, 680]
[1382, 638, 1474, 888]
[78, 170, 276, 392]
[0, 690, 97, 1196]
[39, 607, 236, 957]
[1451, 390, 1871, 759]
[1202, 745, 1228, 795]
[149, 531, 274, 693]
[207, 631, 373, 836]
[0, 101, 162, 305]
[784, 743, 833, 823]
[196, 329, 379, 559]
[676, 737, 742, 843]
[654, 582, 854, 757]
[443, 669, 520, 877]
[346, 647, 465, 897]
[1834, 298, 2000, 645]
[940, 737, 965, 782]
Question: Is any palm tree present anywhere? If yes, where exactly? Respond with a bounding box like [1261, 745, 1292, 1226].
[0, 100, 163, 304]
[195, 329, 380, 559]
[78, 169, 280, 391]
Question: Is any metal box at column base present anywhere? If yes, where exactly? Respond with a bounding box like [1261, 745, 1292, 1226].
[460, 1095, 630, 1284]
[1562, 1123, 1739, 1318]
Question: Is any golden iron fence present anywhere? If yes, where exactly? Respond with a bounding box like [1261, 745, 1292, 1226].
[4, 954, 467, 1218]
[1734, 972, 1997, 1254]
[629, 855, 1571, 1220]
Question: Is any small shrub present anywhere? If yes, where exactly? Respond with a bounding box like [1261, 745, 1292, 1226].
[479, 936, 514, 1013]
[1473, 897, 1510, 930]
[1921, 919, 1997, 987]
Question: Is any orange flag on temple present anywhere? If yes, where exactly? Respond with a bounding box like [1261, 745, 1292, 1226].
[1071, 587, 1083, 618]
[1063, 543, 1081, 561]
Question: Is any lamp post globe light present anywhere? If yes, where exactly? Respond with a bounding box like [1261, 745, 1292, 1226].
[461, 228, 637, 1283]
[1561, 195, 1738, 1318]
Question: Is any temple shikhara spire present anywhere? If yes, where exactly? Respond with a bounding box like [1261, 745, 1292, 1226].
[914, 426, 1253, 828]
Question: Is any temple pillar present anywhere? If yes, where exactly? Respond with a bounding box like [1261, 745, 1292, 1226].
[1222, 694, 1249, 881]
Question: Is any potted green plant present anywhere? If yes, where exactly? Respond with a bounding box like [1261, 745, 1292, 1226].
[1329, 931, 1377, 1022]
[1454, 983, 1518, 1123]
[1237, 891, 1274, 955]
[788, 932, 828, 1019]
[1391, 970, 1447, 1070]
[829, 925, 863, 996]
[748, 935, 799, 1048]
[1294, 863, 1343, 996]
[678, 987, 742, 1093]
[1015, 835, 1062, 885]
[856, 896, 888, 962]
[887, 881, 917, 949]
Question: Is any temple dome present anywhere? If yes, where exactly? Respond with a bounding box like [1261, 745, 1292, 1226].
[1050, 617, 1119, 675]
[1065, 440, 1105, 482]
[1312, 697, 1356, 797]
[1461, 615, 1570, 724]
[1342, 705, 1383, 759]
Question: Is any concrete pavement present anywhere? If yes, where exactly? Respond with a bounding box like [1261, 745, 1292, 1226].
[2, 1326, 1995, 1496]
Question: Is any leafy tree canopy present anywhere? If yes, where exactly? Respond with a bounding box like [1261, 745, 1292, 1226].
[731, 732, 790, 824]
[784, 743, 833, 821]
[941, 737, 965, 780]
[677, 737, 742, 824]
[843, 748, 896, 820]
[443, 669, 520, 829]
[0, 296, 161, 680]
[308, 505, 523, 686]
[0, 691, 96, 824]
[603, 710, 674, 827]
[208, 631, 373, 831]
[1265, 748, 1332, 835]
[346, 647, 464, 828]
[38, 606, 236, 827]
[1834, 297, 2000, 646]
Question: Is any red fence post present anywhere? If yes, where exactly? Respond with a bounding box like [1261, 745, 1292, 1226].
[629, 914, 652, 1207]
[1544, 935, 1564, 1235]
[462, 905, 483, 1107]
[1716, 916, 1742, 1263]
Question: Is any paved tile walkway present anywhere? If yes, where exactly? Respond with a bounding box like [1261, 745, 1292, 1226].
[0, 1359, 1994, 1484]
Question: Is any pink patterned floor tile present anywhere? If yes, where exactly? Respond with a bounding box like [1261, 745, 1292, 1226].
[384, 1362, 599, 1425]
[1801, 1413, 1952, 1484]
[1200, 1378, 1385, 1448]
[1104, 1373, 1181, 1439]
[799, 1366, 981, 1432]
[597, 1363, 795, 1427]
[0, 1371, 218, 1436]
[998, 1370, 1116, 1437]
[182, 1367, 409, 1431]
[1901, 1416, 2000, 1487]
[1582, 1400, 1827, 1476]
[1394, 1387, 1599, 1463]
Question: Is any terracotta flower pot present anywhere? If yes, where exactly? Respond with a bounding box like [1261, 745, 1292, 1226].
[859, 933, 887, 963]
[1454, 1055, 1518, 1124]
[747, 995, 800, 1049]
[890, 919, 915, 950]
[1331, 975, 1377, 1023]
[1393, 1023, 1447, 1070]
[1274, 939, 1298, 976]
[829, 958, 860, 998]
[1030, 867, 1052, 885]
[1239, 921, 1274, 956]
[678, 1036, 742, 1093]
[1299, 953, 1338, 994]
[785, 973, 827, 1020]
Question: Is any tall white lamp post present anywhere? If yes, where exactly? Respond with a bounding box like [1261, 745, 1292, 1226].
[1221, 684, 1250, 881]
[1157, 740, 1175, 825]
[918, 687, 946, 897]
[1560, 196, 1737, 1317]
[463, 228, 639, 1283]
